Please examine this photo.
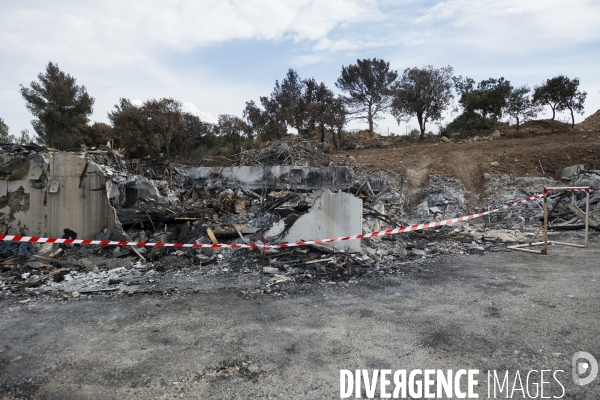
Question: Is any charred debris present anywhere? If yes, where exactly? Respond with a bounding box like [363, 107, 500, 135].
[1, 138, 600, 299]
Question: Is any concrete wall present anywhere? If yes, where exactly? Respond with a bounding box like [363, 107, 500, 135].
[284, 190, 362, 252]
[555, 164, 584, 180]
[0, 152, 120, 240]
[182, 165, 355, 191]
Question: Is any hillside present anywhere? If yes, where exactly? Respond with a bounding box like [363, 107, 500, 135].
[331, 117, 600, 203]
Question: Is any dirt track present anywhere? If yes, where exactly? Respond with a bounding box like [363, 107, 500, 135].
[2, 240, 600, 399]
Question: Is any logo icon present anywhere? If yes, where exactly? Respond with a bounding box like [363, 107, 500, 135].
[572, 351, 598, 386]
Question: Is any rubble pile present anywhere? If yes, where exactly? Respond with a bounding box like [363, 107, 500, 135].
[233, 137, 330, 167]
[541, 187, 600, 231]
[0, 140, 403, 296]
[415, 175, 466, 221]
[2, 139, 600, 299]
[482, 173, 600, 229]
[341, 130, 397, 150]
[0, 143, 45, 157]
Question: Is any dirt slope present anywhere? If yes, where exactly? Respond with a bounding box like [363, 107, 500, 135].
[578, 109, 600, 130]
[333, 129, 600, 201]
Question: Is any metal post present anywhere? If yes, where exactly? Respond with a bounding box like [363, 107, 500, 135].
[585, 190, 590, 247]
[543, 191, 548, 255]
[260, 236, 266, 304]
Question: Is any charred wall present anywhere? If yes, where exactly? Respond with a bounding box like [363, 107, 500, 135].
[182, 165, 355, 191]
[0, 152, 121, 239]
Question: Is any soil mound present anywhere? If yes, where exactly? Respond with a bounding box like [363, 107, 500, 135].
[577, 109, 600, 132]
[519, 119, 571, 133]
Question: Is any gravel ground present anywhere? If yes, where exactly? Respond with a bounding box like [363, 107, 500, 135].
[2, 239, 600, 399]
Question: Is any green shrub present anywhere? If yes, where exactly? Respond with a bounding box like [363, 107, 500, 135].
[445, 112, 507, 133]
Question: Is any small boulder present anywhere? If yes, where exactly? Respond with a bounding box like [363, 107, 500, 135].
[440, 136, 451, 143]
[490, 130, 501, 138]
[218, 188, 234, 201]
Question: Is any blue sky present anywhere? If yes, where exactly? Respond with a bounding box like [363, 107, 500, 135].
[1, 0, 599, 137]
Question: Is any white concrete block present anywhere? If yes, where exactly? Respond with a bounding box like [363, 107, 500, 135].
[283, 190, 362, 252]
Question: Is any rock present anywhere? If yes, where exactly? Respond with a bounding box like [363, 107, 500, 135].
[450, 132, 460, 137]
[233, 199, 246, 214]
[95, 228, 112, 241]
[134, 246, 146, 255]
[428, 206, 442, 214]
[363, 216, 380, 233]
[283, 213, 300, 226]
[218, 189, 234, 202]
[426, 131, 434, 137]
[394, 247, 408, 256]
[416, 200, 430, 220]
[554, 164, 584, 180]
[108, 266, 126, 275]
[265, 219, 286, 239]
[490, 161, 499, 166]
[365, 247, 377, 256]
[262, 267, 279, 274]
[440, 136, 451, 143]
[411, 249, 426, 256]
[490, 130, 501, 138]
[414, 241, 427, 250]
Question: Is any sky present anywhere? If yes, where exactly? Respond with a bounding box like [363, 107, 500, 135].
[1, 0, 599, 137]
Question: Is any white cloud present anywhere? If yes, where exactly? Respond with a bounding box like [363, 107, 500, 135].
[1, 0, 599, 134]
[0, 0, 381, 69]
[182, 102, 199, 115]
[198, 112, 218, 124]
[183, 102, 218, 123]
[0, 0, 384, 133]
[409, 0, 600, 51]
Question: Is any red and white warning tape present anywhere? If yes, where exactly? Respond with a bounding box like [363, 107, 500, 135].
[0, 193, 547, 250]
[544, 187, 597, 194]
